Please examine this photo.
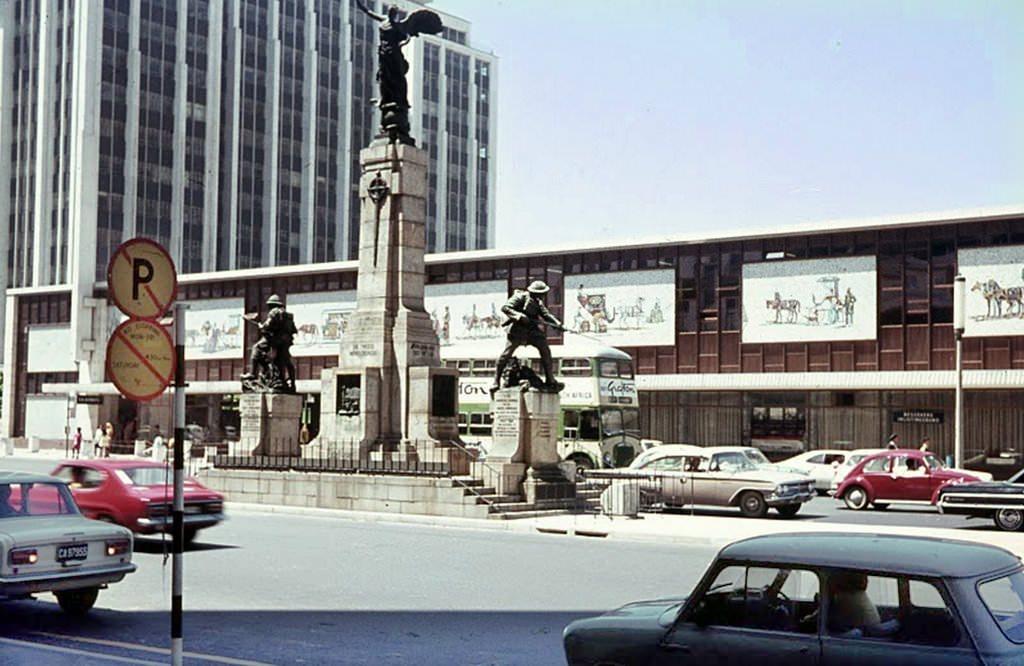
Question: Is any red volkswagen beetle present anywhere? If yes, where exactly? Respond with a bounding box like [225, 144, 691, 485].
[50, 460, 225, 544]
[834, 449, 985, 511]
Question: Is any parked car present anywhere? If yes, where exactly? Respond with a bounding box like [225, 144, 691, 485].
[50, 460, 225, 544]
[779, 449, 851, 493]
[564, 532, 1024, 665]
[828, 447, 887, 493]
[0, 471, 136, 614]
[936, 466, 1024, 531]
[833, 449, 989, 511]
[594, 444, 815, 518]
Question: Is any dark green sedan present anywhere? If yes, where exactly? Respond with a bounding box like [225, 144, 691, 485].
[564, 532, 1024, 665]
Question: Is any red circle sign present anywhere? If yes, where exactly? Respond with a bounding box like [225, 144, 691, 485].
[107, 238, 177, 319]
[106, 319, 175, 402]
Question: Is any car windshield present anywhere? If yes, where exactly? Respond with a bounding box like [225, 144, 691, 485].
[742, 449, 771, 466]
[713, 452, 758, 472]
[0, 481, 80, 517]
[978, 570, 1024, 643]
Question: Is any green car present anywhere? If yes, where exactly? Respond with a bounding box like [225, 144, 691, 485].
[564, 532, 1024, 665]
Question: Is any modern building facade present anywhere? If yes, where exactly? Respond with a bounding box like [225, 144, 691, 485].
[6, 207, 1024, 473]
[0, 0, 497, 366]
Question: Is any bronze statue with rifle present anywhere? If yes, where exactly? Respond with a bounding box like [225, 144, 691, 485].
[492, 281, 565, 394]
[241, 294, 297, 393]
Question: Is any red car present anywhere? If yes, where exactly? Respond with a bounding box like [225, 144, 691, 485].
[833, 449, 983, 511]
[50, 460, 225, 544]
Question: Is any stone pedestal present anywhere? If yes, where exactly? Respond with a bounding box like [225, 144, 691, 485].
[484, 388, 575, 500]
[241, 393, 303, 456]
[316, 140, 458, 458]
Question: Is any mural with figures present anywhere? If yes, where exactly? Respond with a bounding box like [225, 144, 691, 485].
[959, 246, 1024, 338]
[288, 291, 357, 356]
[183, 298, 245, 360]
[567, 270, 675, 346]
[742, 256, 877, 343]
[424, 280, 508, 347]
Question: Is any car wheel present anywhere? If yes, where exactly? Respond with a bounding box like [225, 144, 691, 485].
[872, 503, 889, 511]
[55, 587, 99, 615]
[994, 509, 1024, 532]
[739, 491, 768, 518]
[777, 504, 800, 518]
[843, 486, 869, 510]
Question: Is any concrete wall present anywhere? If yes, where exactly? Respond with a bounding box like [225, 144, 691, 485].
[199, 468, 491, 519]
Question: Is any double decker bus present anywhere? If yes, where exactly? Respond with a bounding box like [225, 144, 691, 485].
[443, 341, 642, 471]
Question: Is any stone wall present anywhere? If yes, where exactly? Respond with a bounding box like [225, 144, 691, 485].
[198, 468, 490, 519]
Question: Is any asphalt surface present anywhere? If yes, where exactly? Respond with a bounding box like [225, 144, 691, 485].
[6, 446, 1024, 558]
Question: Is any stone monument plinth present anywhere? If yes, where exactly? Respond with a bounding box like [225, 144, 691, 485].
[241, 393, 303, 456]
[316, 139, 463, 469]
[479, 388, 575, 501]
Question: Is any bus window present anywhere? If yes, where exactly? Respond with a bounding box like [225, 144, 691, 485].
[456, 360, 471, 376]
[598, 360, 619, 378]
[560, 359, 592, 376]
[622, 408, 640, 434]
[618, 360, 634, 379]
[563, 410, 579, 440]
[444, 360, 459, 371]
[471, 359, 496, 376]
[602, 409, 623, 435]
[457, 412, 468, 436]
[469, 412, 493, 435]
[580, 410, 600, 440]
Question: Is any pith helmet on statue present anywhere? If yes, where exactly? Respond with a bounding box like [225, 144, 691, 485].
[527, 280, 550, 295]
[266, 294, 284, 307]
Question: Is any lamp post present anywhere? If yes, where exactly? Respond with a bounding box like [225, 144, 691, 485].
[953, 274, 966, 469]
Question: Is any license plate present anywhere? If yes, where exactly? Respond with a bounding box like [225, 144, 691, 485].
[56, 543, 89, 563]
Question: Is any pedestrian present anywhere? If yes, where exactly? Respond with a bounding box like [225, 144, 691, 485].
[886, 433, 899, 450]
[920, 437, 931, 452]
[101, 422, 114, 457]
[71, 427, 83, 459]
[93, 425, 105, 457]
[299, 422, 310, 446]
[152, 425, 166, 451]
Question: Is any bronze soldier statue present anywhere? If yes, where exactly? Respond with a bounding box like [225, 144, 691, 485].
[242, 294, 298, 393]
[492, 281, 565, 394]
[355, 0, 443, 145]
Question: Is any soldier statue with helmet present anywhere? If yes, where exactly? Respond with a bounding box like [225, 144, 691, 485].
[492, 280, 565, 394]
[242, 294, 298, 393]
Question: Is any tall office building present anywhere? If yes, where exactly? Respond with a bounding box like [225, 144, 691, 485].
[0, 0, 496, 355]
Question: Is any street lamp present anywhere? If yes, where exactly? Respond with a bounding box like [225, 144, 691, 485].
[953, 274, 966, 468]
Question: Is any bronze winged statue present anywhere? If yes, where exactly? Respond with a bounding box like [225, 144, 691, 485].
[356, 1, 443, 145]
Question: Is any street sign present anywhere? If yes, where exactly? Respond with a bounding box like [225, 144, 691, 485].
[76, 394, 103, 405]
[106, 319, 175, 402]
[107, 238, 177, 320]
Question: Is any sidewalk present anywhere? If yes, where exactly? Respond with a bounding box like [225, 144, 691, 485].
[8, 446, 1024, 557]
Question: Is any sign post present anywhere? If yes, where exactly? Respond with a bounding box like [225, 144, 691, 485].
[106, 238, 183, 665]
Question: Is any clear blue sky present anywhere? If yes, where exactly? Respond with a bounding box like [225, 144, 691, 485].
[432, 0, 1024, 251]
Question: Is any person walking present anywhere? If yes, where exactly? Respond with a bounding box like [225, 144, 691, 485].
[886, 433, 900, 450]
[93, 425, 105, 458]
[920, 437, 931, 452]
[99, 422, 113, 458]
[71, 427, 83, 459]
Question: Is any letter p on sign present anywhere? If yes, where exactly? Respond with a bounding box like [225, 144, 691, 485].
[108, 238, 177, 320]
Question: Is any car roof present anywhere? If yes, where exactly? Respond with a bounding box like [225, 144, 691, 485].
[719, 532, 1020, 579]
[0, 471, 63, 484]
[55, 459, 169, 470]
[639, 444, 704, 456]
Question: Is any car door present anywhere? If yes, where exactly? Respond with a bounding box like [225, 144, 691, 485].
[652, 564, 821, 666]
[890, 455, 933, 501]
[649, 456, 687, 504]
[859, 455, 897, 501]
[704, 452, 747, 505]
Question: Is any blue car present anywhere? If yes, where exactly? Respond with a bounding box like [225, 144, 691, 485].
[564, 532, 1024, 665]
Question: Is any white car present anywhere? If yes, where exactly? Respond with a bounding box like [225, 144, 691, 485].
[778, 449, 852, 493]
[0, 471, 136, 614]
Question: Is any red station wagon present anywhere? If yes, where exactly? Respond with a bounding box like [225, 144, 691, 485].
[50, 460, 225, 544]
[834, 449, 983, 511]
